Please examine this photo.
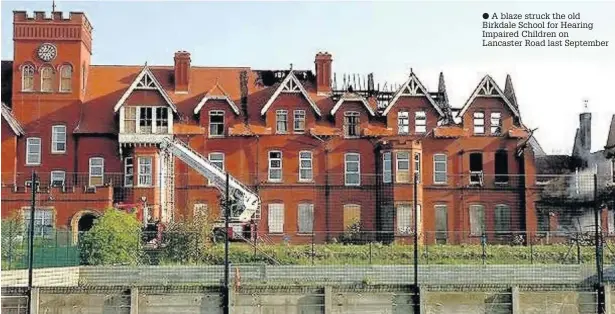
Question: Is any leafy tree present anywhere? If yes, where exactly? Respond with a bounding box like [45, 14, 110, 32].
[161, 209, 214, 264]
[79, 209, 143, 265]
[1, 214, 25, 270]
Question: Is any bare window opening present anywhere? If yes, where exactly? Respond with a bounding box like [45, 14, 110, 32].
[469, 152, 483, 185]
[495, 150, 509, 184]
[139, 107, 153, 134]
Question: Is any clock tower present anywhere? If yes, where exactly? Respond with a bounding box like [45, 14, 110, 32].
[11, 11, 93, 127]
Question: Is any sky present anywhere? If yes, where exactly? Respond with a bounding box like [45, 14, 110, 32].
[1, 1, 614, 155]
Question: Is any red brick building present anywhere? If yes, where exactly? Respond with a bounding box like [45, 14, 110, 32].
[1, 11, 539, 244]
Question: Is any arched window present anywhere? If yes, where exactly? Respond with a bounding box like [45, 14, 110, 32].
[21, 64, 34, 91]
[60, 64, 72, 92]
[40, 66, 53, 92]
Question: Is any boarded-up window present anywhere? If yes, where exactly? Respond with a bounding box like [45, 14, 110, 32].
[469, 205, 485, 236]
[343, 204, 361, 231]
[268, 204, 284, 234]
[495, 204, 511, 234]
[397, 202, 412, 235]
[383, 152, 392, 183]
[124, 107, 137, 133]
[396, 151, 410, 183]
[40, 66, 53, 92]
[60, 64, 72, 92]
[297, 203, 314, 234]
[22, 64, 34, 91]
[435, 205, 448, 244]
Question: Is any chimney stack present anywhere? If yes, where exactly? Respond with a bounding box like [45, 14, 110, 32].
[315, 52, 332, 95]
[174, 51, 191, 93]
[579, 110, 592, 156]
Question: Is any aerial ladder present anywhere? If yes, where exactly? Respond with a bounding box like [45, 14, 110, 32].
[159, 137, 261, 241]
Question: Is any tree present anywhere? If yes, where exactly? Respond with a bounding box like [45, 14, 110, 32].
[161, 209, 214, 264]
[79, 209, 143, 265]
[1, 214, 25, 270]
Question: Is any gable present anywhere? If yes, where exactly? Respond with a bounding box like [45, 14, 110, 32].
[113, 66, 177, 113]
[260, 71, 321, 116]
[458, 75, 520, 118]
[193, 82, 240, 115]
[382, 73, 444, 116]
[331, 96, 375, 116]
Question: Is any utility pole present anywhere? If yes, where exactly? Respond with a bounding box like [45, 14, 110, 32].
[413, 172, 420, 313]
[594, 173, 605, 313]
[224, 173, 230, 314]
[27, 171, 37, 312]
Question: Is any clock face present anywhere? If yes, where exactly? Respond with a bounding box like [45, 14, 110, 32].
[37, 43, 57, 62]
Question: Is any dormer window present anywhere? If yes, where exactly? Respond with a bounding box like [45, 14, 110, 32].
[22, 64, 34, 92]
[276, 110, 288, 134]
[473, 112, 485, 134]
[398, 111, 409, 135]
[344, 111, 360, 138]
[121, 106, 171, 135]
[59, 65, 72, 92]
[415, 111, 426, 133]
[209, 110, 225, 137]
[139, 107, 153, 133]
[40, 66, 53, 92]
[294, 110, 306, 133]
[155, 107, 169, 134]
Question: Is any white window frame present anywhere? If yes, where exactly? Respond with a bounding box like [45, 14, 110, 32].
[138, 107, 153, 134]
[276, 110, 288, 134]
[88, 157, 104, 187]
[473, 111, 485, 134]
[124, 157, 134, 187]
[155, 107, 169, 134]
[433, 154, 447, 184]
[51, 125, 66, 153]
[268, 151, 283, 182]
[298, 151, 313, 182]
[344, 153, 361, 186]
[21, 207, 54, 237]
[268, 203, 284, 234]
[209, 110, 225, 137]
[59, 64, 72, 92]
[50, 170, 66, 188]
[22, 64, 34, 92]
[138, 157, 153, 187]
[414, 152, 422, 183]
[398, 111, 409, 135]
[396, 151, 410, 183]
[397, 202, 412, 235]
[26, 137, 42, 165]
[297, 203, 314, 234]
[490, 112, 501, 135]
[40, 66, 53, 92]
[293, 110, 306, 133]
[383, 152, 392, 183]
[208, 152, 225, 185]
[344, 111, 360, 138]
[415, 111, 426, 133]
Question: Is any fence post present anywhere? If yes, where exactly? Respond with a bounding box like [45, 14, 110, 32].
[577, 232, 581, 264]
[223, 173, 230, 314]
[529, 233, 534, 265]
[311, 232, 315, 265]
[27, 171, 37, 312]
[594, 173, 606, 314]
[481, 232, 487, 265]
[369, 240, 372, 265]
[412, 173, 420, 314]
[8, 221, 13, 270]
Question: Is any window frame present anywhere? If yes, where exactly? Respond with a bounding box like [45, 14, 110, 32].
[124, 157, 134, 187]
[138, 156, 153, 187]
[344, 153, 361, 186]
[398, 110, 409, 135]
[396, 151, 410, 183]
[155, 107, 169, 134]
[88, 157, 105, 187]
[21, 63, 35, 92]
[415, 111, 426, 134]
[433, 154, 447, 185]
[40, 66, 53, 92]
[490, 112, 501, 135]
[473, 111, 485, 134]
[276, 109, 288, 134]
[469, 204, 486, 236]
[494, 204, 511, 234]
[434, 204, 448, 243]
[21, 207, 54, 238]
[208, 152, 225, 185]
[298, 151, 313, 182]
[293, 110, 306, 133]
[268, 151, 283, 182]
[414, 152, 422, 183]
[469, 152, 484, 185]
[268, 203, 284, 234]
[297, 203, 314, 234]
[59, 64, 73, 92]
[26, 137, 42, 165]
[209, 110, 225, 137]
[50, 170, 66, 188]
[383, 152, 392, 183]
[343, 204, 361, 231]
[51, 125, 67, 154]
[138, 107, 153, 134]
[343, 111, 360, 138]
[396, 202, 412, 235]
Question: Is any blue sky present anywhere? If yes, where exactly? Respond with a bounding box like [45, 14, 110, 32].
[2, 1, 614, 154]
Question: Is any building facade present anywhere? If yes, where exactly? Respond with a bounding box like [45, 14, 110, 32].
[1, 11, 540, 244]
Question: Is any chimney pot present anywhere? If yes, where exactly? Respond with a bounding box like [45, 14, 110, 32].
[174, 51, 191, 93]
[315, 51, 333, 95]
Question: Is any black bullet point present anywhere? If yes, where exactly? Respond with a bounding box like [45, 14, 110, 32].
[483, 13, 489, 19]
